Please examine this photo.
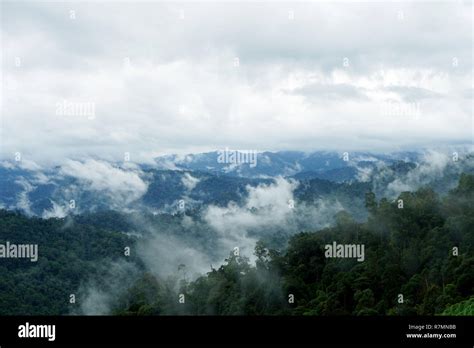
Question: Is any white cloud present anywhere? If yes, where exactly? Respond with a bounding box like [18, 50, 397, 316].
[205, 177, 297, 230]
[138, 233, 213, 280]
[79, 261, 140, 315]
[355, 165, 375, 183]
[59, 159, 148, 204]
[386, 150, 452, 196]
[18, 160, 42, 171]
[14, 177, 34, 216]
[42, 200, 68, 219]
[1, 2, 471, 164]
[204, 177, 343, 258]
[181, 172, 200, 191]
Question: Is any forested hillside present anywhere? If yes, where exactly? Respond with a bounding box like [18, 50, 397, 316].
[0, 174, 472, 315]
[114, 174, 474, 316]
[0, 211, 139, 315]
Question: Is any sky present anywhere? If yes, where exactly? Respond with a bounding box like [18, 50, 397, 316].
[1, 0, 472, 165]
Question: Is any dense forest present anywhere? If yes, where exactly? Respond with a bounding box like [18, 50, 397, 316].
[112, 174, 473, 316]
[0, 174, 472, 315]
[0, 210, 141, 315]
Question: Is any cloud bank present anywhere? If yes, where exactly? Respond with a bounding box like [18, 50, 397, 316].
[1, 2, 471, 165]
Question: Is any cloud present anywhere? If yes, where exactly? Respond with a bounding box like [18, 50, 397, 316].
[79, 287, 111, 316]
[78, 260, 140, 315]
[204, 177, 342, 258]
[385, 151, 452, 196]
[181, 173, 200, 191]
[355, 165, 375, 183]
[292, 82, 369, 101]
[13, 177, 34, 216]
[126, 179, 302, 278]
[18, 159, 42, 171]
[42, 200, 67, 219]
[137, 233, 213, 280]
[205, 177, 297, 232]
[0, 2, 471, 164]
[355, 150, 473, 198]
[59, 159, 148, 205]
[384, 86, 442, 103]
[74, 177, 346, 311]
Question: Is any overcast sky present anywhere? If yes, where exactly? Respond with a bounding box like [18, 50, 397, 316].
[1, 1, 472, 165]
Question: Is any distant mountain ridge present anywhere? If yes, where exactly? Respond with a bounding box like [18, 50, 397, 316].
[0, 150, 472, 219]
[152, 150, 423, 179]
